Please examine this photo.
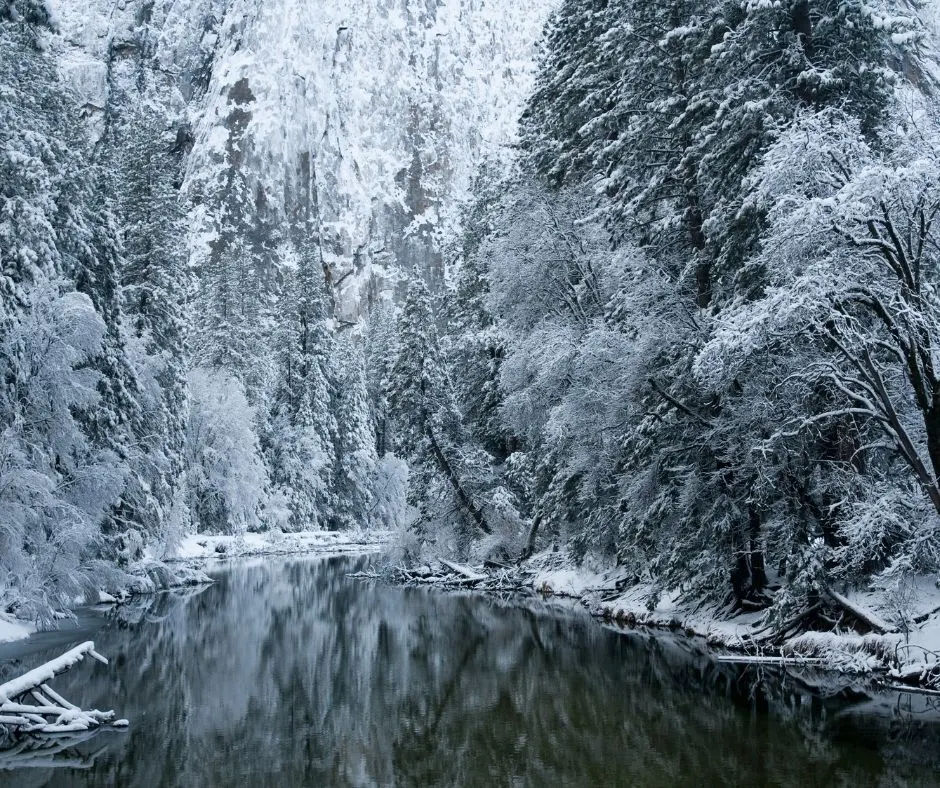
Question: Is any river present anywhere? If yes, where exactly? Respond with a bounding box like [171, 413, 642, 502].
[2, 555, 940, 786]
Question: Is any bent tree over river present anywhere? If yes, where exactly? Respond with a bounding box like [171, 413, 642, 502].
[3, 555, 940, 787]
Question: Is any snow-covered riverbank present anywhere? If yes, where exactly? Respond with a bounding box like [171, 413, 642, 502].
[378, 549, 940, 692]
[168, 529, 391, 564]
[1, 530, 391, 647]
[0, 616, 34, 645]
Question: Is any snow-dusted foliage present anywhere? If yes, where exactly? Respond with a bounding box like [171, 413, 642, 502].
[694, 109, 940, 587]
[4, 0, 559, 616]
[0, 10, 133, 617]
[0, 283, 125, 620]
[186, 369, 268, 535]
[12, 0, 940, 632]
[332, 336, 379, 531]
[262, 248, 338, 532]
[411, 0, 940, 620]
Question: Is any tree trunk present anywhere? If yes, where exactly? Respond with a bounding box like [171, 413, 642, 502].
[687, 199, 712, 309]
[426, 427, 492, 535]
[519, 513, 542, 562]
[791, 1, 814, 61]
[925, 395, 940, 496]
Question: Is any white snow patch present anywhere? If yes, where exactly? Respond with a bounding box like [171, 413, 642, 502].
[0, 615, 34, 645]
[526, 550, 618, 598]
[169, 529, 392, 564]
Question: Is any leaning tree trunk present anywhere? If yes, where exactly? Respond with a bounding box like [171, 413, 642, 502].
[519, 513, 542, 563]
[924, 394, 940, 507]
[425, 427, 492, 535]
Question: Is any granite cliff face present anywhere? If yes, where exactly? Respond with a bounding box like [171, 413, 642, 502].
[48, 0, 554, 317]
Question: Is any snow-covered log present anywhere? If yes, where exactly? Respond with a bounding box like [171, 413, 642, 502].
[350, 561, 531, 594]
[821, 587, 896, 635]
[715, 655, 829, 666]
[0, 642, 126, 736]
[438, 559, 487, 583]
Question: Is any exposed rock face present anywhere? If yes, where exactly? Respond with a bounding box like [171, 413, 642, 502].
[48, 0, 554, 319]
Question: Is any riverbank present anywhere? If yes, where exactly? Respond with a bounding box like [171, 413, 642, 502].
[380, 548, 940, 692]
[1, 529, 392, 647]
[167, 529, 391, 564]
[0, 616, 34, 645]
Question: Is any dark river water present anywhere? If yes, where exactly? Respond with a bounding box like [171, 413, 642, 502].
[2, 555, 940, 787]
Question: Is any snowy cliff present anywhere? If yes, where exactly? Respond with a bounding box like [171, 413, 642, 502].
[47, 0, 554, 318]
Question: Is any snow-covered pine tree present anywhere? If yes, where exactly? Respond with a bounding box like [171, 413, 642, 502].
[264, 243, 338, 531]
[71, 184, 153, 567]
[104, 96, 191, 554]
[0, 4, 138, 612]
[446, 161, 515, 462]
[523, 0, 908, 303]
[331, 336, 378, 531]
[193, 228, 266, 397]
[363, 299, 397, 458]
[386, 271, 492, 547]
[386, 273, 453, 465]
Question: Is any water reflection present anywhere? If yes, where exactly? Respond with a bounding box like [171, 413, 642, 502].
[2, 556, 940, 787]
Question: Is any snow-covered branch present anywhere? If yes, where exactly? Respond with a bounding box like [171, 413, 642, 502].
[0, 642, 127, 736]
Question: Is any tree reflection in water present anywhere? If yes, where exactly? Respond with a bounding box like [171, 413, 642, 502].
[2, 556, 940, 787]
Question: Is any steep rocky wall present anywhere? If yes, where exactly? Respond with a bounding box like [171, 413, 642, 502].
[48, 0, 555, 320]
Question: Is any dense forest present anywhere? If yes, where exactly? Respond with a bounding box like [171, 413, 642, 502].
[389, 0, 940, 628]
[426, 0, 940, 625]
[4, 0, 940, 632]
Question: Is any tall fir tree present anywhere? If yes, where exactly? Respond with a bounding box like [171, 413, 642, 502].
[386, 272, 493, 545]
[332, 336, 378, 531]
[106, 101, 192, 552]
[264, 244, 338, 531]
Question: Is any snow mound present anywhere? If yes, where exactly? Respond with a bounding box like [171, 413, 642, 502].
[0, 616, 34, 645]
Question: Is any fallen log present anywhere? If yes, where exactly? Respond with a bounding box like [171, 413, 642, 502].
[821, 586, 896, 635]
[0, 642, 127, 736]
[715, 655, 829, 666]
[751, 602, 824, 644]
[438, 559, 486, 583]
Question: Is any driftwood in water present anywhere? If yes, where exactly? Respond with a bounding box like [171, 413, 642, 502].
[438, 559, 486, 583]
[351, 560, 530, 594]
[0, 642, 127, 735]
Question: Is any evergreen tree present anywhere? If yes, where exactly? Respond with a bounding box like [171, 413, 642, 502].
[264, 245, 338, 531]
[363, 300, 397, 458]
[523, 0, 907, 303]
[446, 161, 514, 460]
[0, 6, 138, 611]
[386, 272, 492, 545]
[332, 336, 378, 531]
[386, 273, 455, 463]
[106, 102, 191, 553]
